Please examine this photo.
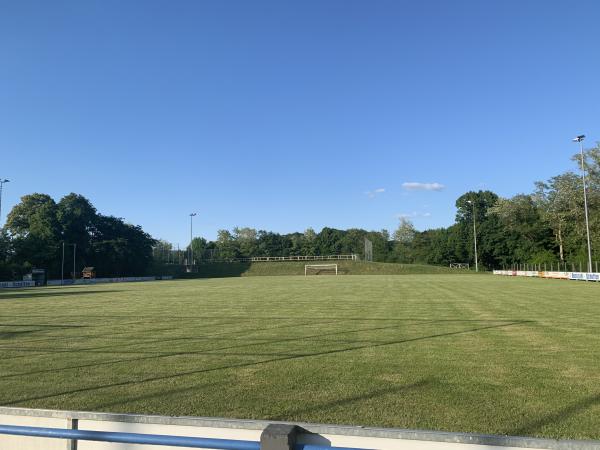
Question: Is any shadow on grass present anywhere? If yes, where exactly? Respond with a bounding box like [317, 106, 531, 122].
[0, 317, 258, 350]
[509, 392, 600, 437]
[0, 314, 530, 322]
[1, 320, 531, 406]
[0, 323, 89, 340]
[267, 378, 432, 420]
[0, 317, 530, 367]
[0, 318, 319, 361]
[0, 317, 485, 361]
[91, 380, 228, 410]
[0, 290, 124, 300]
[0, 324, 87, 340]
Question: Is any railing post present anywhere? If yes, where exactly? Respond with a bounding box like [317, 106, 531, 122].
[66, 418, 78, 450]
[260, 424, 300, 450]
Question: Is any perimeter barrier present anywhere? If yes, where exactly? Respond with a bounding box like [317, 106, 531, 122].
[1, 407, 599, 450]
[492, 270, 600, 282]
[0, 280, 35, 288]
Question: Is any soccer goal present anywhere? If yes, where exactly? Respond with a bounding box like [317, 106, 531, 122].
[449, 263, 470, 269]
[305, 264, 338, 276]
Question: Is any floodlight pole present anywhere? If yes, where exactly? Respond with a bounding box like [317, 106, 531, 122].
[0, 179, 10, 224]
[73, 243, 77, 281]
[62, 243, 76, 283]
[467, 200, 478, 272]
[189, 213, 197, 266]
[61, 242, 65, 286]
[573, 135, 593, 272]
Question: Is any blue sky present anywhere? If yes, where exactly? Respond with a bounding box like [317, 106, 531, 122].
[1, 0, 599, 245]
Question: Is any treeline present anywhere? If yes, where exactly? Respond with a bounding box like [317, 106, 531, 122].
[0, 193, 154, 280]
[2, 145, 598, 279]
[155, 143, 599, 270]
[412, 144, 600, 269]
[179, 227, 393, 263]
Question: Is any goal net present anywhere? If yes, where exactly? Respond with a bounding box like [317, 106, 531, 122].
[449, 263, 470, 269]
[305, 264, 338, 276]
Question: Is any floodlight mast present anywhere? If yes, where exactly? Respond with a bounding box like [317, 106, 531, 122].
[466, 200, 478, 272]
[0, 179, 10, 224]
[189, 213, 197, 267]
[573, 135, 593, 272]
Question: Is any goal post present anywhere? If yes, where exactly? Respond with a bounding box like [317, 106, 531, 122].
[449, 263, 470, 269]
[305, 264, 338, 276]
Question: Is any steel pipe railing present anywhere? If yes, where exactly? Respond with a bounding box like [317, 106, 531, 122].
[0, 424, 367, 450]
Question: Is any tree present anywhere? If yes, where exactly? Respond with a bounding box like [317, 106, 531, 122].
[488, 194, 555, 263]
[154, 240, 173, 264]
[455, 191, 501, 269]
[572, 142, 600, 188]
[91, 215, 154, 276]
[340, 228, 367, 255]
[393, 218, 416, 244]
[567, 145, 600, 264]
[233, 227, 258, 257]
[315, 228, 344, 255]
[57, 193, 98, 268]
[364, 230, 391, 262]
[0, 228, 16, 280]
[5, 194, 61, 274]
[533, 175, 581, 262]
[216, 229, 238, 260]
[287, 232, 305, 256]
[301, 228, 317, 255]
[190, 237, 208, 262]
[534, 172, 592, 263]
[256, 231, 289, 256]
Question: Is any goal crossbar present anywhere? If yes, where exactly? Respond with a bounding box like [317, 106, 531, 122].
[305, 264, 338, 276]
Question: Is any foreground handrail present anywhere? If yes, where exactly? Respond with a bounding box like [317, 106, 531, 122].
[0, 424, 367, 450]
[0, 424, 259, 450]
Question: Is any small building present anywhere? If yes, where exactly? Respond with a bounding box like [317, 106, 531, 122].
[82, 267, 96, 279]
[23, 269, 46, 286]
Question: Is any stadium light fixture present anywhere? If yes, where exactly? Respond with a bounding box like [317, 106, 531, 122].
[573, 134, 593, 272]
[466, 200, 478, 272]
[0, 178, 10, 224]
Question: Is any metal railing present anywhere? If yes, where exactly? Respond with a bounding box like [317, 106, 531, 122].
[221, 255, 358, 263]
[0, 424, 367, 450]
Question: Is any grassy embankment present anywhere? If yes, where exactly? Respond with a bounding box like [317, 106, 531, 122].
[181, 261, 463, 278]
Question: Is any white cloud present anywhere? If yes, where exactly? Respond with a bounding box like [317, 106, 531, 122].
[397, 211, 432, 219]
[402, 182, 445, 191]
[365, 188, 385, 199]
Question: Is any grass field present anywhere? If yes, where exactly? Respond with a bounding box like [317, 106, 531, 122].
[1, 274, 600, 440]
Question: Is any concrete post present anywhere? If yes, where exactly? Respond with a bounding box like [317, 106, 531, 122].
[260, 424, 300, 450]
